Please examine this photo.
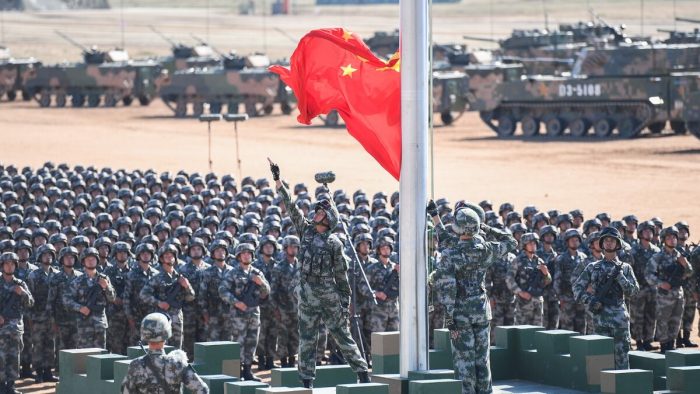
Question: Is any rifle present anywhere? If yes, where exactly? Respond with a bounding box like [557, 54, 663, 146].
[380, 268, 400, 300]
[589, 263, 622, 314]
[0, 284, 21, 321]
[524, 266, 546, 297]
[83, 279, 106, 318]
[240, 273, 261, 308]
[162, 274, 184, 310]
[664, 261, 685, 289]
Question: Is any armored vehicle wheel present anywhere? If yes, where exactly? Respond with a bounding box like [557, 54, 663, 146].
[87, 94, 101, 108]
[496, 115, 516, 137]
[22, 90, 31, 101]
[227, 102, 239, 114]
[671, 121, 687, 135]
[174, 99, 187, 118]
[123, 96, 134, 106]
[245, 101, 258, 117]
[648, 122, 665, 134]
[324, 110, 339, 127]
[617, 117, 640, 139]
[263, 104, 274, 115]
[545, 118, 564, 137]
[104, 94, 117, 107]
[594, 118, 613, 138]
[281, 102, 293, 115]
[6, 91, 17, 101]
[39, 91, 51, 108]
[440, 111, 454, 126]
[55, 94, 67, 108]
[569, 118, 590, 137]
[71, 94, 85, 107]
[688, 122, 700, 138]
[520, 116, 540, 137]
[192, 102, 204, 117]
[209, 102, 222, 114]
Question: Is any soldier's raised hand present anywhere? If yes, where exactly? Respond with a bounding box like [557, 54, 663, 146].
[267, 157, 280, 181]
[426, 199, 438, 217]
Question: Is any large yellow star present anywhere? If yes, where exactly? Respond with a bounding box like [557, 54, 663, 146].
[342, 30, 353, 42]
[340, 64, 358, 78]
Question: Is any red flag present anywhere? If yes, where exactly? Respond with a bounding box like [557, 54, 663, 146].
[270, 28, 401, 180]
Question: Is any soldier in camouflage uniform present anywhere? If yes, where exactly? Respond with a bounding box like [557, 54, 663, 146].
[198, 239, 233, 342]
[104, 242, 132, 356]
[253, 235, 279, 370]
[675, 222, 698, 348]
[64, 247, 116, 349]
[349, 233, 375, 357]
[554, 229, 587, 334]
[573, 228, 639, 369]
[506, 233, 552, 326]
[575, 232, 602, 335]
[179, 238, 210, 360]
[121, 312, 209, 394]
[47, 246, 82, 367]
[270, 160, 369, 388]
[140, 244, 195, 350]
[14, 239, 36, 379]
[271, 235, 301, 367]
[629, 221, 660, 351]
[124, 243, 160, 346]
[26, 244, 59, 382]
[646, 226, 694, 353]
[218, 243, 270, 381]
[485, 239, 516, 343]
[366, 236, 399, 334]
[0, 252, 35, 394]
[434, 206, 517, 394]
[538, 225, 559, 330]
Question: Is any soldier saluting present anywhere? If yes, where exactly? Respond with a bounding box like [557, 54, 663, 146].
[268, 159, 370, 389]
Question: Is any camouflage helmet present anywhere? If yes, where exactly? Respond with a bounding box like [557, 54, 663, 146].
[539, 225, 557, 239]
[453, 208, 481, 236]
[134, 243, 156, 258]
[461, 201, 486, 224]
[58, 246, 79, 265]
[586, 231, 602, 248]
[188, 237, 208, 256]
[36, 244, 57, 261]
[636, 220, 657, 237]
[157, 244, 179, 261]
[582, 218, 602, 234]
[258, 234, 279, 252]
[281, 235, 300, 248]
[238, 233, 259, 249]
[597, 227, 623, 251]
[555, 213, 574, 227]
[94, 236, 113, 252]
[314, 199, 340, 231]
[563, 228, 582, 243]
[622, 215, 639, 225]
[112, 241, 133, 257]
[354, 232, 373, 249]
[140, 312, 172, 343]
[674, 221, 690, 236]
[375, 236, 394, 252]
[520, 233, 539, 250]
[80, 247, 99, 263]
[0, 251, 19, 267]
[659, 226, 679, 241]
[234, 243, 255, 258]
[523, 205, 538, 218]
[208, 239, 229, 256]
[498, 202, 514, 215]
[509, 223, 528, 235]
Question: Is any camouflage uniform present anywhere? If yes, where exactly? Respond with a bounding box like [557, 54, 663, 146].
[506, 252, 552, 326]
[365, 261, 400, 334]
[26, 264, 59, 375]
[63, 272, 116, 349]
[537, 245, 559, 330]
[253, 254, 277, 368]
[198, 262, 233, 341]
[485, 252, 515, 342]
[271, 257, 300, 363]
[435, 218, 517, 394]
[575, 253, 600, 334]
[139, 270, 195, 349]
[678, 245, 697, 343]
[179, 260, 210, 360]
[124, 265, 159, 345]
[15, 259, 36, 378]
[554, 250, 588, 334]
[348, 253, 375, 355]
[573, 255, 639, 369]
[104, 263, 131, 355]
[47, 268, 83, 362]
[0, 264, 34, 389]
[629, 241, 660, 346]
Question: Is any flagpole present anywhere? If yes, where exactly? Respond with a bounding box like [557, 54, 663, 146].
[399, 0, 430, 376]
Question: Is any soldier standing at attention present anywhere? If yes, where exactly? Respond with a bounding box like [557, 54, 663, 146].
[198, 239, 233, 342]
[675, 222, 698, 348]
[47, 246, 82, 368]
[269, 159, 369, 389]
[271, 235, 301, 368]
[120, 313, 209, 394]
[629, 221, 660, 351]
[104, 242, 133, 356]
[253, 235, 279, 370]
[179, 238, 210, 360]
[366, 237, 400, 339]
[124, 244, 159, 346]
[554, 229, 587, 334]
[433, 206, 516, 394]
[573, 228, 639, 369]
[538, 225, 559, 330]
[506, 233, 552, 326]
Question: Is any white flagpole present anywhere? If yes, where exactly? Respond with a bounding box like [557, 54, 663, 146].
[399, 0, 430, 376]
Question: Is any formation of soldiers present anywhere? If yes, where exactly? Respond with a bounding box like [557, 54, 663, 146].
[0, 161, 698, 391]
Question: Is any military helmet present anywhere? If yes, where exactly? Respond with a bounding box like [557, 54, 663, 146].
[80, 247, 99, 262]
[586, 231, 602, 248]
[498, 202, 514, 215]
[58, 246, 79, 264]
[112, 241, 133, 257]
[234, 243, 255, 258]
[461, 201, 486, 224]
[49, 232, 68, 247]
[622, 215, 639, 225]
[281, 235, 300, 248]
[597, 227, 623, 251]
[636, 220, 657, 236]
[188, 236, 208, 255]
[315, 199, 340, 231]
[140, 312, 172, 343]
[135, 242, 156, 258]
[659, 226, 679, 241]
[70, 235, 90, 249]
[539, 225, 557, 238]
[94, 236, 113, 251]
[520, 232, 539, 250]
[354, 232, 373, 248]
[582, 218, 602, 234]
[563, 228, 582, 243]
[0, 251, 19, 267]
[555, 213, 574, 227]
[15, 239, 32, 252]
[595, 212, 611, 223]
[36, 244, 57, 260]
[453, 208, 481, 236]
[208, 239, 229, 255]
[533, 212, 550, 226]
[506, 211, 522, 224]
[157, 244, 179, 260]
[258, 235, 279, 252]
[523, 205, 538, 218]
[376, 236, 395, 252]
[509, 223, 527, 235]
[674, 221, 689, 236]
[238, 232, 259, 249]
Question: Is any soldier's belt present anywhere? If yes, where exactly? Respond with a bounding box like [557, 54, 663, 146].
[302, 275, 335, 284]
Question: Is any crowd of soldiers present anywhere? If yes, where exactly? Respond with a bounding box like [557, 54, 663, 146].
[0, 161, 699, 392]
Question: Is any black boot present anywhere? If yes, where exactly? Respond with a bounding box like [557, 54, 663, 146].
[646, 341, 660, 351]
[242, 365, 261, 382]
[683, 330, 698, 348]
[668, 339, 676, 352]
[280, 357, 289, 368]
[288, 355, 296, 368]
[257, 356, 269, 371]
[676, 333, 685, 349]
[43, 367, 59, 382]
[358, 371, 371, 383]
[20, 363, 33, 379]
[34, 369, 45, 383]
[636, 340, 645, 351]
[302, 379, 314, 388]
[6, 381, 21, 394]
[265, 356, 277, 370]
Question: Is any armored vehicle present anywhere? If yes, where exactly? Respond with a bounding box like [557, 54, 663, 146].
[364, 30, 399, 60]
[466, 43, 700, 139]
[660, 18, 700, 44]
[0, 46, 41, 101]
[23, 33, 162, 107]
[149, 27, 221, 73]
[158, 52, 292, 118]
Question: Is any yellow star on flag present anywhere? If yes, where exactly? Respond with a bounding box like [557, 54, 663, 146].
[340, 64, 358, 78]
[342, 30, 353, 42]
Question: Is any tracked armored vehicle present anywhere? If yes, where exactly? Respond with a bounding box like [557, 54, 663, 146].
[0, 46, 41, 101]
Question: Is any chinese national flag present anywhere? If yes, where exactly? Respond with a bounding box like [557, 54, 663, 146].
[269, 28, 401, 180]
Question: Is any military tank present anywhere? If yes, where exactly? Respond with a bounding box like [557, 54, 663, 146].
[465, 42, 700, 139]
[0, 46, 41, 101]
[149, 27, 221, 73]
[659, 18, 700, 44]
[23, 32, 162, 107]
[158, 51, 292, 118]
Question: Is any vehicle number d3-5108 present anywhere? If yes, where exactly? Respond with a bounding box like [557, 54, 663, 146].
[558, 83, 602, 97]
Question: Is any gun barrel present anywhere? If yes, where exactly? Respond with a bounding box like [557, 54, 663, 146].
[149, 25, 177, 46]
[190, 34, 225, 56]
[462, 35, 498, 43]
[676, 17, 700, 25]
[54, 30, 89, 52]
[657, 29, 676, 33]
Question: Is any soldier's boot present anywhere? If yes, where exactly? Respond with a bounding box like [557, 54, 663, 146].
[646, 341, 659, 351]
[43, 368, 59, 382]
[20, 363, 33, 379]
[265, 356, 277, 370]
[34, 369, 45, 384]
[242, 365, 261, 382]
[682, 330, 698, 347]
[257, 356, 269, 371]
[302, 379, 314, 388]
[6, 381, 21, 394]
[357, 371, 371, 383]
[280, 357, 288, 368]
[636, 340, 645, 351]
[288, 355, 296, 368]
[676, 332, 685, 349]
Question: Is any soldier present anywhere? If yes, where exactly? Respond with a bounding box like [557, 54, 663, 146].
[506, 233, 552, 326]
[349, 233, 375, 354]
[218, 243, 270, 381]
[538, 225, 559, 330]
[253, 235, 279, 370]
[179, 237, 210, 360]
[573, 228, 639, 369]
[269, 160, 370, 388]
[575, 232, 602, 335]
[104, 242, 132, 356]
[198, 239, 233, 342]
[365, 237, 400, 340]
[554, 229, 587, 334]
[14, 239, 36, 379]
[0, 252, 34, 394]
[124, 243, 160, 346]
[271, 235, 301, 368]
[646, 226, 694, 353]
[140, 244, 195, 350]
[64, 247, 116, 348]
[629, 221, 660, 351]
[120, 312, 209, 394]
[434, 207, 517, 394]
[675, 221, 698, 348]
[26, 244, 59, 382]
[95, 236, 113, 272]
[47, 246, 82, 366]
[485, 236, 516, 343]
